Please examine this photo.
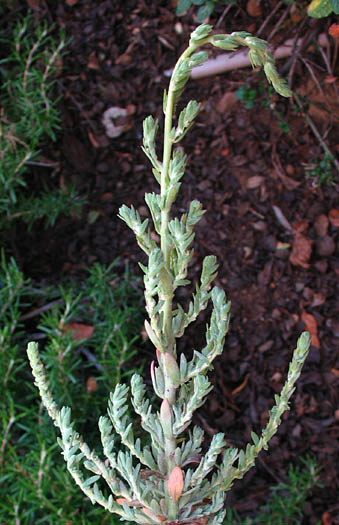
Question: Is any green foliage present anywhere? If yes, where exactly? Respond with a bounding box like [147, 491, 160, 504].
[236, 80, 291, 133]
[235, 84, 259, 109]
[176, 0, 236, 23]
[0, 13, 85, 230]
[27, 25, 310, 524]
[223, 456, 322, 524]
[0, 254, 143, 523]
[305, 152, 337, 186]
[307, 0, 339, 17]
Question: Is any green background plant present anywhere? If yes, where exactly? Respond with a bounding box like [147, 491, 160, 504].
[176, 0, 237, 23]
[223, 456, 322, 524]
[304, 152, 337, 186]
[0, 254, 144, 524]
[307, 0, 339, 18]
[0, 13, 85, 232]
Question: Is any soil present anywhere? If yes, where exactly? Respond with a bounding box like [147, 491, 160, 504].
[5, 1, 339, 523]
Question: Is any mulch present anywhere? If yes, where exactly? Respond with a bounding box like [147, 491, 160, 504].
[6, 0, 339, 523]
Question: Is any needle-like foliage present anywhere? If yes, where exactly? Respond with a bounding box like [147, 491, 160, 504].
[27, 25, 310, 524]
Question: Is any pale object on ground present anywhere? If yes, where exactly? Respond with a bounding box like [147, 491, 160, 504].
[164, 34, 328, 79]
[102, 107, 128, 138]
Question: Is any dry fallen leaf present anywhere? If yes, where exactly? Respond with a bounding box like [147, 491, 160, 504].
[246, 175, 265, 189]
[66, 322, 94, 341]
[290, 233, 313, 269]
[301, 312, 320, 349]
[86, 376, 98, 393]
[216, 92, 238, 113]
[329, 209, 339, 227]
[329, 24, 339, 38]
[314, 214, 329, 237]
[247, 0, 262, 17]
[311, 292, 326, 307]
[87, 51, 100, 70]
[26, 0, 42, 9]
[322, 511, 334, 525]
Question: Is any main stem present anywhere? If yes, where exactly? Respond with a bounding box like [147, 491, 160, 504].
[160, 43, 199, 521]
[160, 43, 198, 356]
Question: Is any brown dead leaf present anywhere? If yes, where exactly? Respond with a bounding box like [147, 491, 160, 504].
[290, 4, 303, 23]
[329, 209, 339, 227]
[115, 52, 133, 66]
[86, 376, 98, 393]
[293, 220, 309, 235]
[271, 148, 301, 190]
[322, 511, 334, 525]
[314, 214, 329, 237]
[246, 175, 265, 189]
[66, 322, 94, 341]
[87, 51, 100, 70]
[216, 92, 238, 113]
[324, 76, 337, 84]
[329, 24, 339, 38]
[311, 293, 326, 307]
[247, 0, 262, 17]
[290, 233, 313, 269]
[26, 0, 42, 9]
[301, 312, 320, 349]
[298, 77, 339, 124]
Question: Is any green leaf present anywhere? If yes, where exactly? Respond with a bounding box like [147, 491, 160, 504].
[251, 431, 259, 446]
[307, 0, 332, 18]
[197, 2, 215, 22]
[331, 0, 339, 12]
[176, 0, 192, 15]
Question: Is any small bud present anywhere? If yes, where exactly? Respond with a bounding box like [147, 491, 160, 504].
[116, 497, 132, 506]
[163, 352, 180, 387]
[190, 24, 213, 43]
[297, 331, 311, 355]
[168, 466, 184, 502]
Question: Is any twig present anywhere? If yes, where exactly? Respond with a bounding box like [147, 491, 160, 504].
[41, 39, 66, 115]
[25, 160, 59, 168]
[19, 298, 63, 321]
[0, 414, 15, 465]
[266, 5, 290, 42]
[300, 57, 324, 96]
[215, 4, 237, 29]
[23, 29, 48, 92]
[293, 92, 339, 173]
[256, 2, 283, 37]
[286, 19, 309, 86]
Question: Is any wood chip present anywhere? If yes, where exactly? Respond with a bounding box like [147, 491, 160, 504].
[329, 209, 339, 227]
[246, 175, 265, 189]
[314, 214, 329, 237]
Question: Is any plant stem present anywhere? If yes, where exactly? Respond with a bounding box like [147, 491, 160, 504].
[160, 42, 203, 354]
